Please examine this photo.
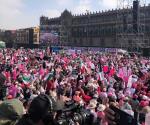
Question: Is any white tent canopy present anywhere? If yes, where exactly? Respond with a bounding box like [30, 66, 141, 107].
[0, 41, 6, 48]
[118, 49, 127, 54]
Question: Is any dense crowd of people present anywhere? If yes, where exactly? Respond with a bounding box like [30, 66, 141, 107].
[0, 47, 150, 125]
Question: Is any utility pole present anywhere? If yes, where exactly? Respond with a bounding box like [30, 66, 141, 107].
[86, 10, 90, 46]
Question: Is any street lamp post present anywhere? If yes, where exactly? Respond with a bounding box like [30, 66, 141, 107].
[86, 10, 90, 47]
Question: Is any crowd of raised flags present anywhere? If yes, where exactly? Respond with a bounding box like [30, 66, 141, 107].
[0, 47, 150, 125]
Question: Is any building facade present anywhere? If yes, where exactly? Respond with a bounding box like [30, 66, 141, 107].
[33, 27, 40, 45]
[4, 30, 16, 47]
[40, 16, 60, 46]
[0, 30, 5, 41]
[16, 28, 34, 48]
[40, 5, 150, 48]
[0, 30, 16, 48]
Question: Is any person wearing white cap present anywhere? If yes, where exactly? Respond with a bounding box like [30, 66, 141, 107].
[87, 99, 98, 124]
[143, 95, 149, 101]
[97, 104, 106, 112]
[97, 104, 107, 125]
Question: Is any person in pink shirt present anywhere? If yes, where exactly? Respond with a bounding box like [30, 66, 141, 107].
[8, 82, 18, 98]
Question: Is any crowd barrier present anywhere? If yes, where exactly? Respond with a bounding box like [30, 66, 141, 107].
[51, 46, 126, 54]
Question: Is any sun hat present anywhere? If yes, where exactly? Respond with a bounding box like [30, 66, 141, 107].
[143, 95, 149, 100]
[87, 102, 97, 109]
[125, 96, 129, 100]
[93, 94, 99, 99]
[90, 99, 98, 104]
[87, 99, 97, 109]
[97, 104, 106, 112]
[141, 106, 150, 114]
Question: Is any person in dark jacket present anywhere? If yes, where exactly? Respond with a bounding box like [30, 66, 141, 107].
[0, 73, 6, 100]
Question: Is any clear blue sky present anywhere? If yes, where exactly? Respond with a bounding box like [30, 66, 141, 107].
[0, 0, 149, 30]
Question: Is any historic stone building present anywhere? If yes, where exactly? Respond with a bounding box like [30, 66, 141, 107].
[16, 28, 34, 48]
[0, 30, 5, 41]
[40, 5, 150, 48]
[0, 30, 16, 48]
[33, 27, 40, 45]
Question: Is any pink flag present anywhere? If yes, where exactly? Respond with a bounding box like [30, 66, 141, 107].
[40, 52, 44, 59]
[9, 85, 18, 98]
[109, 68, 115, 76]
[103, 65, 108, 73]
[13, 69, 17, 80]
[72, 53, 77, 58]
[118, 68, 124, 79]
[39, 68, 45, 76]
[19, 64, 25, 72]
[5, 71, 10, 79]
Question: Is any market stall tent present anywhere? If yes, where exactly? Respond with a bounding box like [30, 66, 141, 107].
[0, 41, 6, 48]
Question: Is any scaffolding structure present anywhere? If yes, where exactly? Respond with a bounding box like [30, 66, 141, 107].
[116, 0, 148, 52]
